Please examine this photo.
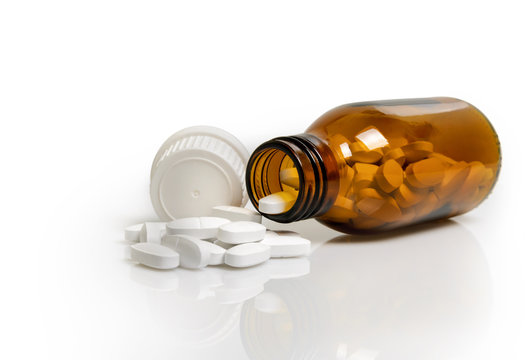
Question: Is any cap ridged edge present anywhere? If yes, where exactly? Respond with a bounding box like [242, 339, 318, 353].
[150, 126, 249, 220]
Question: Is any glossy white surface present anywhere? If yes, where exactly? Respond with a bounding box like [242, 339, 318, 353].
[1, 1, 524, 359]
[5, 169, 525, 360]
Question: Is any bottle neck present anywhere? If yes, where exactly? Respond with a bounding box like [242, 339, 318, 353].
[246, 134, 340, 222]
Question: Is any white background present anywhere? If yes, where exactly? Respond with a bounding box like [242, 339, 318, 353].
[1, 1, 524, 359]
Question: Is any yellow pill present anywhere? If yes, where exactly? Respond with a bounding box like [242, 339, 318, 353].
[415, 191, 440, 219]
[434, 161, 470, 200]
[382, 147, 406, 166]
[464, 161, 486, 186]
[280, 167, 300, 189]
[479, 167, 495, 188]
[325, 196, 358, 220]
[356, 197, 386, 216]
[356, 188, 386, 216]
[369, 197, 403, 223]
[352, 163, 379, 190]
[349, 142, 383, 163]
[353, 178, 374, 192]
[357, 187, 383, 200]
[394, 183, 428, 208]
[405, 164, 428, 188]
[401, 141, 434, 163]
[349, 141, 365, 153]
[376, 159, 404, 193]
[428, 152, 457, 165]
[455, 161, 486, 202]
[354, 162, 380, 174]
[341, 165, 356, 196]
[388, 137, 409, 149]
[410, 158, 447, 186]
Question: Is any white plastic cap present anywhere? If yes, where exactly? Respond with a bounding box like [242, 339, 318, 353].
[150, 126, 249, 220]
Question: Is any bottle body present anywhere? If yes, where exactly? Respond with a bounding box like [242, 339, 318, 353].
[246, 97, 501, 234]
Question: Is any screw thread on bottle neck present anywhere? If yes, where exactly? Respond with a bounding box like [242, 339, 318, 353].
[246, 134, 339, 223]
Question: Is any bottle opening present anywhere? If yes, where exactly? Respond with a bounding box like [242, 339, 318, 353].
[246, 135, 338, 223]
[247, 147, 301, 214]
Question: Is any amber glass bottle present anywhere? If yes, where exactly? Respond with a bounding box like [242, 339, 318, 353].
[246, 97, 501, 234]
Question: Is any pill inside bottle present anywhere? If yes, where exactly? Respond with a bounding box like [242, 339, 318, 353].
[246, 97, 501, 234]
[250, 152, 301, 215]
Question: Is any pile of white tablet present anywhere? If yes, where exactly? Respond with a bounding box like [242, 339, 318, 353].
[125, 205, 311, 270]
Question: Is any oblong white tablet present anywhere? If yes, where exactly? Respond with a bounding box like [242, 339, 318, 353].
[166, 217, 230, 239]
[130, 243, 180, 270]
[217, 221, 266, 244]
[125, 223, 143, 242]
[258, 191, 296, 214]
[261, 234, 311, 258]
[139, 222, 167, 244]
[224, 243, 271, 268]
[162, 234, 211, 269]
[200, 241, 226, 265]
[211, 205, 262, 223]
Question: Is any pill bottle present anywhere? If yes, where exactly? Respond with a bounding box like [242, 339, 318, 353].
[246, 97, 501, 234]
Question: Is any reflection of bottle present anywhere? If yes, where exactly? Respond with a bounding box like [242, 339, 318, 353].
[240, 221, 492, 360]
[246, 98, 501, 234]
[132, 259, 311, 350]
